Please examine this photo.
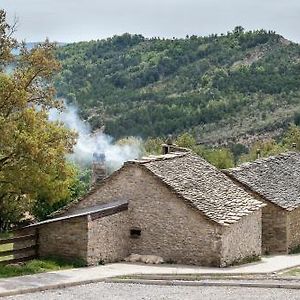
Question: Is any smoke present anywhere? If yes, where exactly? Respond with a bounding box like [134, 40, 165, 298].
[49, 104, 143, 172]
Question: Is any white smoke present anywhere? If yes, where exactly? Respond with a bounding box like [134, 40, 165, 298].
[49, 104, 143, 172]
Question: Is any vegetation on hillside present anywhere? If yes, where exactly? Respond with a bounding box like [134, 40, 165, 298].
[144, 124, 300, 168]
[55, 28, 300, 143]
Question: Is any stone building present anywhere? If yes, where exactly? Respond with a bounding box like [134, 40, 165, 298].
[224, 152, 300, 254]
[26, 150, 264, 267]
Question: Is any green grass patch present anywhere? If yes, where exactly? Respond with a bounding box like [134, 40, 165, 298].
[0, 256, 86, 278]
[0, 232, 13, 262]
[281, 268, 300, 277]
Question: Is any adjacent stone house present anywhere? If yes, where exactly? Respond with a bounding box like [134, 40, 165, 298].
[27, 150, 264, 267]
[224, 152, 300, 254]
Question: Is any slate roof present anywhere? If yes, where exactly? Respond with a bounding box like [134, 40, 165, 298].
[224, 152, 300, 211]
[126, 152, 264, 226]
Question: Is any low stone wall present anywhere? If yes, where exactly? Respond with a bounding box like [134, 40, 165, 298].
[287, 207, 300, 252]
[87, 210, 130, 265]
[38, 216, 88, 262]
[221, 210, 262, 266]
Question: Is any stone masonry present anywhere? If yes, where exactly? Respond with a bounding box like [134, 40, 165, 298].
[38, 216, 88, 261]
[87, 210, 130, 265]
[225, 152, 300, 254]
[63, 159, 263, 267]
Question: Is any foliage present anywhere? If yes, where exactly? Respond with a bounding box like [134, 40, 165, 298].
[239, 139, 285, 163]
[0, 256, 85, 278]
[203, 148, 234, 169]
[33, 166, 92, 221]
[143, 132, 235, 169]
[144, 137, 165, 155]
[175, 132, 197, 149]
[54, 29, 300, 144]
[238, 125, 300, 164]
[0, 10, 77, 230]
[282, 124, 300, 151]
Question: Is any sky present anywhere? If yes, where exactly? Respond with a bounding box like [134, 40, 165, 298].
[1, 0, 300, 43]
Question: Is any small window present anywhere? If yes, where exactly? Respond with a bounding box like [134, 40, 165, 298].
[130, 228, 141, 239]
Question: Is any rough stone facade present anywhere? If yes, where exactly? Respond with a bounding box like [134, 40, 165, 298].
[221, 210, 262, 266]
[225, 152, 300, 255]
[262, 202, 287, 254]
[38, 216, 88, 261]
[87, 211, 130, 265]
[287, 207, 300, 252]
[63, 163, 262, 266]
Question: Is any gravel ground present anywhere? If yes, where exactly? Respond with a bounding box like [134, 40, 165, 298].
[3, 282, 300, 300]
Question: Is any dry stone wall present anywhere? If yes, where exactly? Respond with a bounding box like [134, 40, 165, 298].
[261, 202, 287, 254]
[221, 210, 262, 266]
[87, 210, 130, 265]
[38, 216, 88, 261]
[287, 207, 300, 252]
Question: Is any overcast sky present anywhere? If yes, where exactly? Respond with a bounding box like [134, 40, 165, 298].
[2, 0, 300, 43]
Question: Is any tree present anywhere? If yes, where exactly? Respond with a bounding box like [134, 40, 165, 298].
[238, 139, 285, 164]
[0, 10, 77, 230]
[282, 124, 300, 150]
[203, 148, 234, 169]
[175, 133, 196, 149]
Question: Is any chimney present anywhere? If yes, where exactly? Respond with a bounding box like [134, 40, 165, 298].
[162, 135, 190, 154]
[162, 135, 173, 154]
[256, 149, 261, 159]
[92, 152, 107, 185]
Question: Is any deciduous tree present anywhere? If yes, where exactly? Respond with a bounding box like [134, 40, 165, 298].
[0, 10, 77, 230]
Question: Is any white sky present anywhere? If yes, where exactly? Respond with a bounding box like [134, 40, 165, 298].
[1, 0, 300, 43]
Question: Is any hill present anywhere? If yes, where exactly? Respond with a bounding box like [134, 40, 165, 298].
[54, 28, 300, 145]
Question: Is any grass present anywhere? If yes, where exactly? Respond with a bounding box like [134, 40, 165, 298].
[0, 256, 86, 278]
[281, 268, 300, 277]
[0, 232, 13, 262]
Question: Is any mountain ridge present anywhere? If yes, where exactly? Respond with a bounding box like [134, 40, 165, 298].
[54, 28, 300, 145]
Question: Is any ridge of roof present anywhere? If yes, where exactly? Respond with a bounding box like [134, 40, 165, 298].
[228, 151, 298, 172]
[126, 151, 189, 164]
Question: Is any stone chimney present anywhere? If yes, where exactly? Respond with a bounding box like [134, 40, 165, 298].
[162, 135, 190, 154]
[162, 135, 173, 154]
[256, 149, 261, 159]
[91, 152, 107, 185]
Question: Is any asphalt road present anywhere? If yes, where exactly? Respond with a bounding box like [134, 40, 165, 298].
[3, 282, 300, 300]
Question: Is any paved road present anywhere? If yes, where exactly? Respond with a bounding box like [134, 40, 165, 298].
[3, 282, 300, 300]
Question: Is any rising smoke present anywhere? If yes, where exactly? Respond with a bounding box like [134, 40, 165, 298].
[49, 104, 143, 172]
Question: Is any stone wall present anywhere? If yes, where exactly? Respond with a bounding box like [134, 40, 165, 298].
[87, 211, 130, 265]
[287, 207, 300, 252]
[221, 175, 288, 255]
[38, 216, 88, 262]
[221, 210, 262, 266]
[63, 164, 262, 267]
[125, 167, 222, 266]
[261, 202, 287, 254]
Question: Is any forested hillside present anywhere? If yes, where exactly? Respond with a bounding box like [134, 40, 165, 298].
[54, 27, 300, 144]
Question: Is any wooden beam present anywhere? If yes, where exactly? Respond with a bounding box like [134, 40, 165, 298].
[0, 234, 36, 245]
[0, 245, 37, 257]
